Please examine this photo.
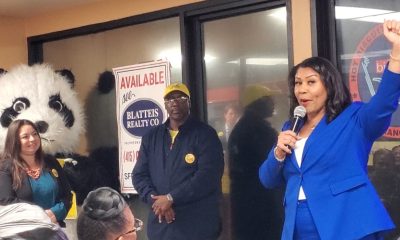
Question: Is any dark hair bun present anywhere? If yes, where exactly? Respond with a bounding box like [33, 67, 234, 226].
[82, 187, 125, 220]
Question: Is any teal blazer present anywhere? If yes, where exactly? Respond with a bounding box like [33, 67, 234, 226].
[259, 68, 400, 240]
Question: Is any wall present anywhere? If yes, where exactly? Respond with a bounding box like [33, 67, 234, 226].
[0, 0, 313, 69]
[0, 0, 202, 68]
[291, 0, 312, 64]
[0, 17, 27, 68]
[24, 0, 203, 37]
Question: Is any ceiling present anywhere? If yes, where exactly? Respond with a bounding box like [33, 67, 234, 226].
[0, 0, 103, 18]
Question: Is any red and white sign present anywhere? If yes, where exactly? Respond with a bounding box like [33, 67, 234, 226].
[113, 60, 171, 193]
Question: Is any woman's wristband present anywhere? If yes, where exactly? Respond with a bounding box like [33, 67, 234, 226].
[274, 147, 285, 162]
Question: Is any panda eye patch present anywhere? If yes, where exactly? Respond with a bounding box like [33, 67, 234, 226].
[53, 100, 63, 112]
[12, 98, 30, 113]
[48, 94, 75, 128]
[49, 94, 64, 112]
[0, 97, 30, 127]
[13, 100, 27, 113]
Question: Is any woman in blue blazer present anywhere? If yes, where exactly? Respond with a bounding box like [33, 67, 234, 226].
[259, 20, 400, 240]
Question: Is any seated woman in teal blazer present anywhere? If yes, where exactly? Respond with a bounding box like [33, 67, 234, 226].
[259, 19, 400, 240]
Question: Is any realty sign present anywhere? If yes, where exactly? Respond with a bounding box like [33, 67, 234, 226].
[113, 60, 170, 193]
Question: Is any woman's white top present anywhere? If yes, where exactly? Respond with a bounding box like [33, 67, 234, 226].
[294, 137, 308, 200]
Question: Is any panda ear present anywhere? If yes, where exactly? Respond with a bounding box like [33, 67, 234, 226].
[56, 69, 75, 88]
[97, 71, 115, 94]
[0, 68, 7, 74]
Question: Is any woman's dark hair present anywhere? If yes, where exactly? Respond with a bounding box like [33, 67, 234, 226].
[77, 187, 127, 240]
[0, 119, 44, 189]
[288, 57, 351, 123]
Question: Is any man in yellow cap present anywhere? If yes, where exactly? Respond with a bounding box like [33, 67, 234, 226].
[133, 82, 224, 240]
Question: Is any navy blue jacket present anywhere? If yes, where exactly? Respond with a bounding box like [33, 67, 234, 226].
[132, 117, 224, 240]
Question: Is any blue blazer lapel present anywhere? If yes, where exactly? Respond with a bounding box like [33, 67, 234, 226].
[301, 115, 328, 171]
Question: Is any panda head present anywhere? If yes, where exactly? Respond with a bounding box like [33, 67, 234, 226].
[0, 64, 85, 155]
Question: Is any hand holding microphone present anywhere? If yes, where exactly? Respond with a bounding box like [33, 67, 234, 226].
[275, 106, 306, 160]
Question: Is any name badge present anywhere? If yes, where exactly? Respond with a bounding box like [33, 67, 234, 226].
[185, 153, 196, 164]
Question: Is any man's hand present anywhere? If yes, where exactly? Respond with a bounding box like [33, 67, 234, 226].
[151, 194, 175, 223]
[163, 208, 176, 223]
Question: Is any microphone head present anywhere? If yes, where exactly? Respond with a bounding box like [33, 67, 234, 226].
[293, 106, 306, 118]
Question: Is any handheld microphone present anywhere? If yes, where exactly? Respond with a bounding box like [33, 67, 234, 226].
[291, 106, 306, 135]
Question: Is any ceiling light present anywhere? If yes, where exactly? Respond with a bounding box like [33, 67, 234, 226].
[269, 7, 286, 22]
[157, 48, 181, 69]
[335, 6, 393, 20]
[355, 12, 400, 23]
[246, 58, 288, 66]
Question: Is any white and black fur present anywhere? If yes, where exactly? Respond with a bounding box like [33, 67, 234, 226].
[0, 64, 84, 155]
[63, 70, 120, 204]
[0, 65, 122, 204]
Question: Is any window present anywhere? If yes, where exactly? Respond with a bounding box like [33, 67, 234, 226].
[335, 1, 400, 238]
[43, 17, 181, 153]
[203, 6, 288, 239]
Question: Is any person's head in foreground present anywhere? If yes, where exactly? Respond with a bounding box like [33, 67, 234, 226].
[0, 203, 67, 240]
[77, 187, 142, 240]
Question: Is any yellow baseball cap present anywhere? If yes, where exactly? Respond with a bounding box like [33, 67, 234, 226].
[164, 83, 190, 98]
[241, 85, 278, 107]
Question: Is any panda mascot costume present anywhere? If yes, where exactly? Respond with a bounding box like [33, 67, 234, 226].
[0, 64, 84, 154]
[0, 64, 120, 205]
[68, 70, 120, 204]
